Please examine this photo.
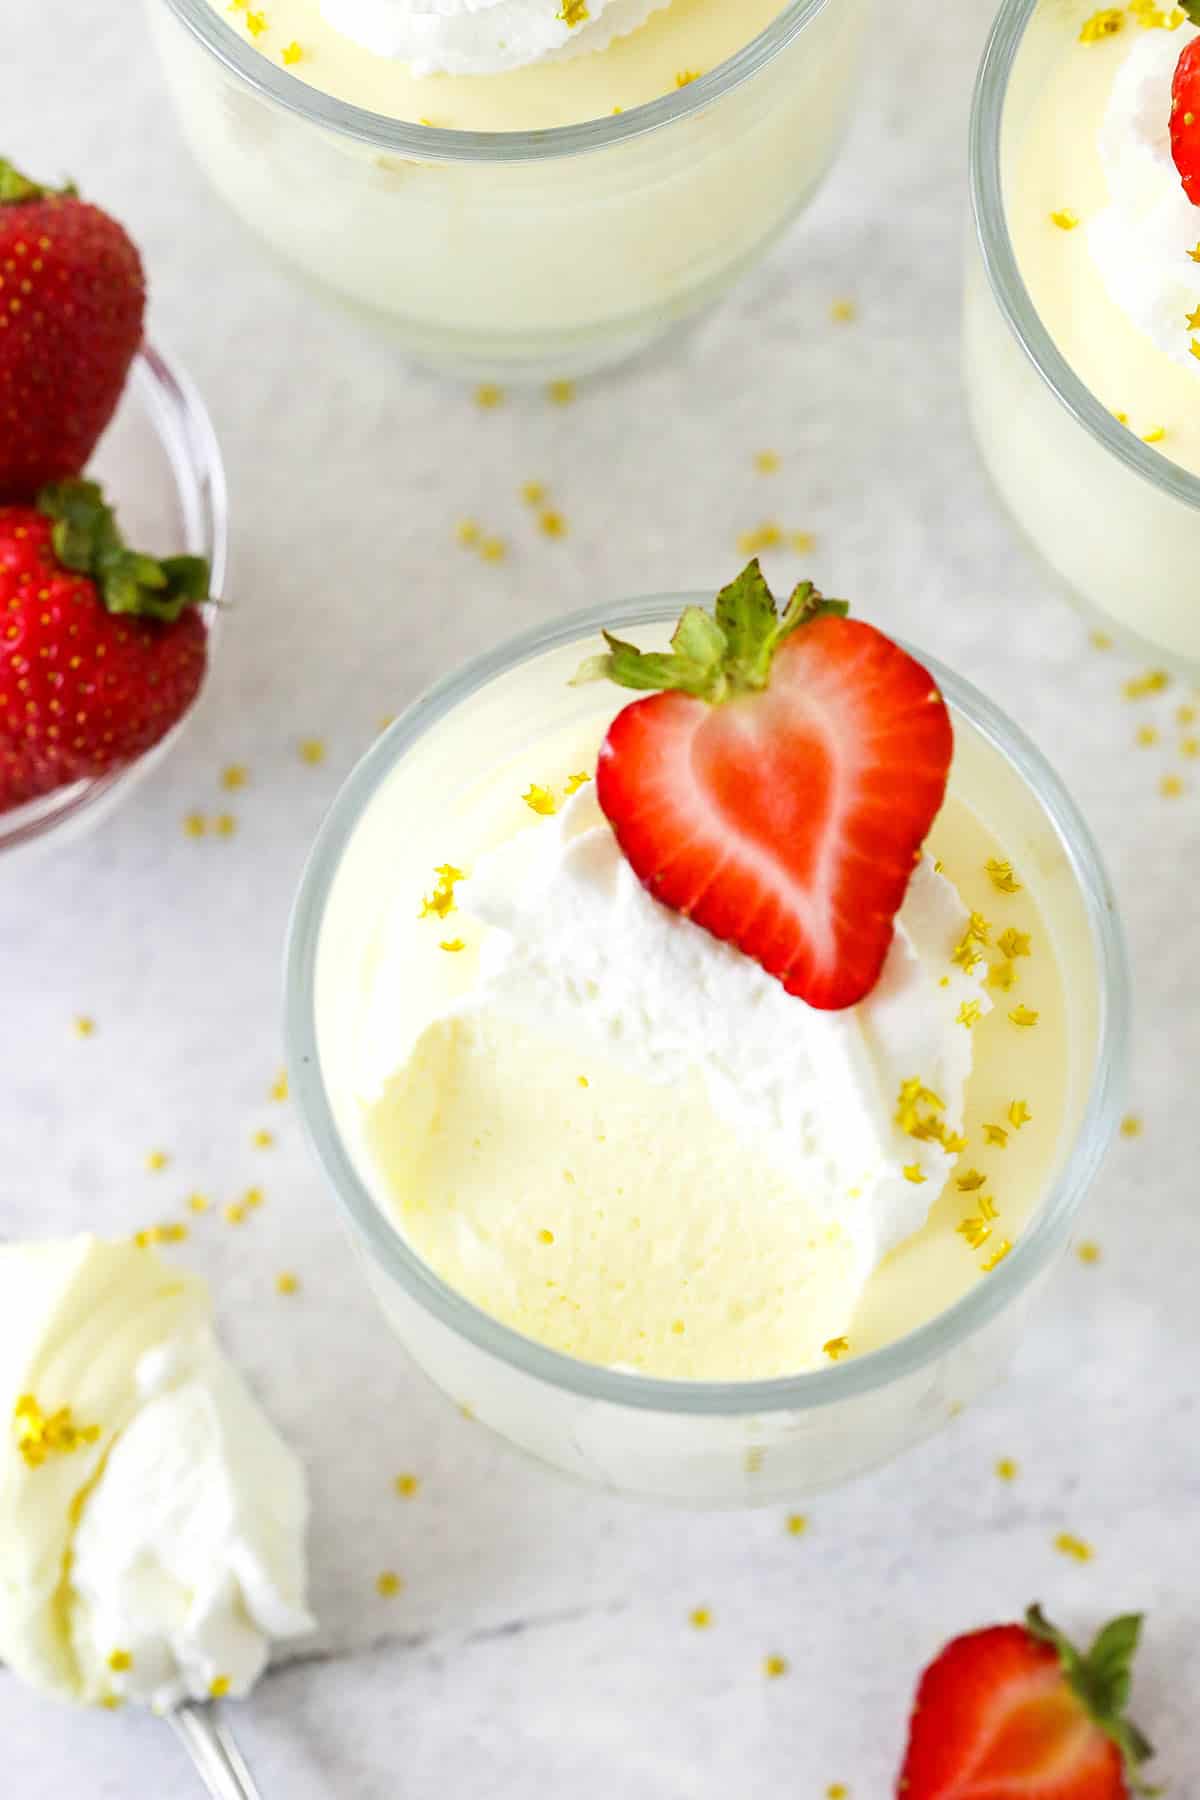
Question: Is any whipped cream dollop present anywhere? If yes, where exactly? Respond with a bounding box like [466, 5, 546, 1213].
[376, 788, 988, 1282]
[320, 0, 671, 77]
[0, 1238, 313, 1711]
[1088, 23, 1200, 374]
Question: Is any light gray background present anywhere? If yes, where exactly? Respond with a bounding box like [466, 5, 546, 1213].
[2, 1, 1197, 1793]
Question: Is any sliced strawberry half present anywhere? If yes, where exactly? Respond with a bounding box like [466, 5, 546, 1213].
[579, 562, 952, 1012]
[1170, 28, 1200, 206]
[897, 1605, 1157, 1799]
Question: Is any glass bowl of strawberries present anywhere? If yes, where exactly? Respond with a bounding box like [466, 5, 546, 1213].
[0, 162, 227, 857]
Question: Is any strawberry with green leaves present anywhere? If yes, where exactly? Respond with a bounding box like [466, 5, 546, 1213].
[0, 480, 209, 811]
[898, 1605, 1158, 1799]
[577, 562, 953, 1011]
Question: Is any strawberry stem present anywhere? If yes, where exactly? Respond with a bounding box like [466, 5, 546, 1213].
[0, 157, 74, 206]
[37, 481, 210, 624]
[1025, 1606, 1159, 1794]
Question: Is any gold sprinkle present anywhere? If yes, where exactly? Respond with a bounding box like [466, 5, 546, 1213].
[244, 1187, 265, 1209]
[786, 1514, 808, 1537]
[1183, 736, 1200, 758]
[830, 298, 857, 322]
[538, 1229, 555, 1245]
[995, 1458, 1019, 1482]
[557, 0, 590, 21]
[1050, 209, 1080, 230]
[221, 763, 249, 791]
[480, 537, 507, 564]
[1142, 426, 1167, 444]
[188, 1193, 210, 1214]
[827, 1788, 849, 1800]
[1192, 340, 1200, 363]
[244, 9, 267, 36]
[252, 1129, 275, 1150]
[474, 383, 504, 410]
[1178, 704, 1197, 725]
[456, 519, 481, 548]
[1091, 629, 1114, 650]
[539, 509, 568, 539]
[788, 530, 816, 555]
[1160, 773, 1185, 797]
[988, 960, 1017, 991]
[1123, 668, 1169, 698]
[524, 784, 558, 816]
[902, 1163, 927, 1184]
[1077, 1240, 1102, 1265]
[671, 1319, 685, 1335]
[957, 1001, 982, 1029]
[754, 450, 781, 474]
[983, 1123, 1009, 1147]
[376, 1571, 404, 1598]
[107, 1649, 133, 1672]
[209, 1675, 233, 1698]
[564, 771, 590, 795]
[1079, 7, 1125, 39]
[955, 1168, 987, 1192]
[577, 1074, 589, 1088]
[1190, 243, 1200, 264]
[823, 1336, 851, 1362]
[547, 379, 576, 406]
[689, 1607, 712, 1629]
[1054, 1532, 1095, 1563]
[224, 1202, 246, 1226]
[214, 812, 237, 838]
[521, 480, 546, 506]
[145, 1150, 169, 1173]
[183, 811, 207, 838]
[738, 521, 783, 555]
[951, 933, 985, 972]
[675, 68, 702, 86]
[394, 1474, 421, 1498]
[298, 738, 326, 765]
[98, 1695, 123, 1710]
[981, 1239, 1013, 1272]
[957, 1216, 993, 1250]
[440, 937, 466, 953]
[1008, 1099, 1032, 1130]
[14, 1394, 101, 1468]
[271, 1070, 289, 1102]
[420, 863, 465, 920]
[74, 1015, 96, 1038]
[281, 39, 303, 63]
[997, 928, 1031, 959]
[1009, 1005, 1040, 1028]
[763, 1654, 789, 1679]
[1120, 1112, 1143, 1138]
[985, 858, 1021, 893]
[276, 1271, 300, 1295]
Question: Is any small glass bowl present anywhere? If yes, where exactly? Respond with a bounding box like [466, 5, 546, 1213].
[286, 599, 1130, 1506]
[0, 344, 228, 861]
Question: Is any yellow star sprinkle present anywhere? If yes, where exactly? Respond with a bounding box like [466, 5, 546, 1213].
[786, 1514, 808, 1537]
[981, 1239, 1013, 1272]
[1050, 209, 1080, 230]
[831, 298, 857, 322]
[956, 1168, 987, 1192]
[754, 450, 781, 474]
[107, 1649, 133, 1672]
[958, 1216, 993, 1250]
[1079, 7, 1124, 39]
[271, 1070, 289, 1103]
[1160, 773, 1185, 797]
[789, 530, 816, 554]
[956, 1001, 982, 1029]
[827, 1788, 849, 1800]
[521, 480, 546, 506]
[1188, 309, 1200, 332]
[1179, 703, 1197, 724]
[145, 1150, 169, 1173]
[1142, 426, 1167, 444]
[966, 911, 991, 943]
[1183, 736, 1200, 758]
[547, 379, 576, 406]
[420, 863, 465, 920]
[376, 1571, 404, 1597]
[74, 1015, 96, 1038]
[183, 811, 207, 838]
[214, 812, 237, 838]
[524, 784, 558, 816]
[244, 1187, 265, 1209]
[985, 858, 1021, 893]
[989, 960, 1017, 991]
[564, 771, 590, 796]
[1120, 1113, 1143, 1138]
[1123, 669, 1169, 697]
[577, 1074, 589, 1087]
[902, 1163, 927, 1184]
[220, 763, 249, 791]
[1091, 629, 1114, 650]
[474, 383, 504, 410]
[1077, 1240, 1102, 1264]
[983, 1123, 1008, 1148]
[281, 39, 303, 63]
[997, 928, 1031, 959]
[456, 519, 481, 547]
[538, 1228, 555, 1245]
[14, 1395, 101, 1468]
[188, 1193, 210, 1213]
[252, 1129, 275, 1150]
[480, 537, 507, 564]
[276, 1271, 300, 1295]
[1190, 243, 1200, 263]
[223, 1202, 246, 1226]
[1053, 1532, 1095, 1563]
[299, 738, 326, 765]
[394, 1473, 421, 1498]
[244, 10, 267, 37]
[97, 1695, 123, 1711]
[689, 1607, 713, 1629]
[952, 934, 985, 973]
[1008, 1100, 1032, 1130]
[440, 938, 466, 953]
[1192, 340, 1200, 363]
[1009, 1005, 1039, 1028]
[539, 509, 568, 539]
[763, 1654, 789, 1679]
[995, 1458, 1019, 1482]
[675, 69, 702, 86]
[209, 1675, 233, 1698]
[823, 1336, 851, 1362]
[738, 521, 783, 555]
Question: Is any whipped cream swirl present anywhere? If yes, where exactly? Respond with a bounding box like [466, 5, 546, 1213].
[320, 0, 671, 77]
[1088, 23, 1200, 375]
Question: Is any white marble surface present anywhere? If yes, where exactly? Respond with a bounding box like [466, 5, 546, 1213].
[3, 1, 1199, 1792]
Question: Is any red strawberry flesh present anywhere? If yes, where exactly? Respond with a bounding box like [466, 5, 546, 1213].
[1171, 35, 1200, 207]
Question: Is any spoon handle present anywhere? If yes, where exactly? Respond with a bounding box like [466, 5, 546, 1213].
[168, 1704, 265, 1800]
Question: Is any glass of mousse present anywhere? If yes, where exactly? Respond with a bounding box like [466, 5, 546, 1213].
[965, 0, 1200, 671]
[286, 568, 1128, 1505]
[149, 0, 870, 380]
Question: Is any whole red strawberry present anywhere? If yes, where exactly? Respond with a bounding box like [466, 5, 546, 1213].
[0, 480, 209, 811]
[578, 562, 953, 1011]
[0, 158, 145, 503]
[1170, 26, 1200, 206]
[897, 1604, 1157, 1799]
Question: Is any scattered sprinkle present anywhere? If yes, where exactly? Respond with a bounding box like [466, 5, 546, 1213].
[298, 738, 326, 766]
[786, 1514, 808, 1537]
[675, 69, 702, 86]
[420, 863, 465, 920]
[763, 1654, 789, 1679]
[244, 1187, 265, 1209]
[1123, 669, 1169, 698]
[394, 1474, 421, 1498]
[74, 1015, 96, 1038]
[1050, 209, 1080, 230]
[538, 1229, 555, 1245]
[521, 480, 546, 506]
[995, 1458, 1019, 1482]
[738, 521, 782, 555]
[220, 764, 249, 791]
[1077, 1240, 1102, 1265]
[209, 1675, 232, 1699]
[145, 1150, 169, 1174]
[985, 858, 1021, 893]
[547, 380, 576, 406]
[271, 1070, 289, 1103]
[281, 39, 303, 63]
[564, 771, 590, 796]
[753, 450, 780, 474]
[689, 1607, 713, 1630]
[1079, 7, 1125, 40]
[252, 1129, 275, 1150]
[214, 812, 237, 838]
[1142, 426, 1167, 444]
[539, 509, 568, 539]
[440, 938, 466, 953]
[107, 1650, 133, 1672]
[957, 1001, 982, 1029]
[474, 383, 504, 410]
[223, 1202, 246, 1226]
[456, 519, 481, 547]
[827, 1788, 849, 1800]
[997, 928, 1031, 960]
[577, 1075, 589, 1088]
[188, 1193, 211, 1214]
[1183, 736, 1200, 758]
[183, 811, 207, 838]
[1054, 1532, 1095, 1563]
[789, 530, 816, 554]
[902, 1163, 927, 1184]
[983, 1123, 1009, 1148]
[1091, 629, 1114, 650]
[244, 10, 268, 38]
[1009, 1005, 1039, 1028]
[989, 960, 1017, 991]
[958, 1215, 993, 1251]
[830, 298, 857, 323]
[823, 1336, 850, 1362]
[98, 1695, 123, 1710]
[276, 1271, 300, 1295]
[1160, 773, 1185, 797]
[524, 784, 558, 816]
[956, 1169, 987, 1192]
[1180, 703, 1198, 725]
[13, 1394, 101, 1468]
[376, 1571, 404, 1598]
[480, 536, 507, 564]
[981, 1239, 1013, 1272]
[1120, 1113, 1143, 1138]
[1008, 1099, 1032, 1130]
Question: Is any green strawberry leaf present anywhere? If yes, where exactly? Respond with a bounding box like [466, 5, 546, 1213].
[37, 480, 210, 623]
[1180, 1, 1200, 26]
[1025, 1606, 1159, 1794]
[713, 559, 778, 687]
[0, 157, 75, 205]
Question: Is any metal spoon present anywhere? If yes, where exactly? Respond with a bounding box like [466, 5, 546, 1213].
[169, 1704, 264, 1800]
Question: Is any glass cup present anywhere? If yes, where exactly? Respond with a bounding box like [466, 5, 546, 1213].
[964, 0, 1200, 673]
[285, 598, 1129, 1506]
[150, 0, 870, 381]
[0, 345, 228, 863]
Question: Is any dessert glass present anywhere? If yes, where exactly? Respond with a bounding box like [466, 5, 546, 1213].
[286, 598, 1129, 1506]
[149, 0, 870, 380]
[0, 345, 228, 863]
[964, 0, 1200, 673]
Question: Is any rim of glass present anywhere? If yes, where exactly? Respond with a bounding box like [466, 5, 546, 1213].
[0, 342, 229, 857]
[159, 0, 830, 160]
[969, 0, 1200, 513]
[285, 597, 1130, 1417]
